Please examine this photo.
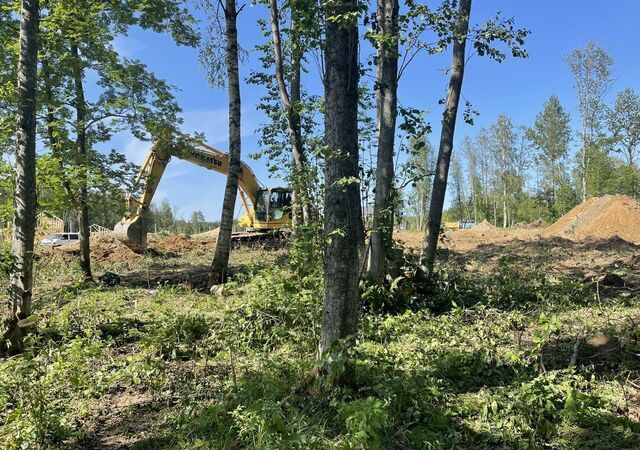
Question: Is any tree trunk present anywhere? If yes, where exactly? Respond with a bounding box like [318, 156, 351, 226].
[581, 124, 588, 202]
[269, 0, 310, 226]
[70, 43, 92, 280]
[419, 0, 471, 278]
[210, 0, 241, 285]
[318, 0, 363, 385]
[366, 0, 399, 283]
[42, 59, 75, 203]
[5, 0, 39, 353]
[472, 179, 478, 222]
[502, 180, 507, 228]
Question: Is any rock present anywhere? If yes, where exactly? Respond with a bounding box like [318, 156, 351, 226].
[210, 284, 224, 296]
[598, 273, 624, 287]
[98, 272, 121, 286]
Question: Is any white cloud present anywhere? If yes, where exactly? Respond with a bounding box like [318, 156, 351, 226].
[180, 107, 259, 144]
[123, 138, 152, 165]
[112, 35, 147, 59]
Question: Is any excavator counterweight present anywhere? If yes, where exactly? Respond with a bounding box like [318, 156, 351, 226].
[114, 140, 292, 252]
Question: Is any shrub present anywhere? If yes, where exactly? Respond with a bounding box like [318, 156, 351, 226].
[143, 313, 210, 360]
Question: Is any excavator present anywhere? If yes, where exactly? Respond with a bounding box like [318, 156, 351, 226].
[113, 140, 292, 252]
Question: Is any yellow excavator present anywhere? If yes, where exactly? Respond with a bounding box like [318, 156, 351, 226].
[114, 140, 292, 252]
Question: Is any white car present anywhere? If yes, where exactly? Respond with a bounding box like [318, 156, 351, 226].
[41, 232, 80, 247]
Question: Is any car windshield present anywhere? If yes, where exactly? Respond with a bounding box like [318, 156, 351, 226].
[47, 234, 63, 240]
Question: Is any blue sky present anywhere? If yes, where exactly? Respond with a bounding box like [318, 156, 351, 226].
[108, 0, 640, 221]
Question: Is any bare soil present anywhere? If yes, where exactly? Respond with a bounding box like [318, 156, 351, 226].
[544, 195, 640, 243]
[39, 233, 216, 266]
[395, 226, 639, 286]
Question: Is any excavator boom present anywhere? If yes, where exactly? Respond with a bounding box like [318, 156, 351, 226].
[114, 140, 291, 252]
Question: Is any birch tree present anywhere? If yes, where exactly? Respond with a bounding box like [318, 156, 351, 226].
[566, 42, 613, 202]
[268, 0, 312, 225]
[490, 114, 516, 228]
[461, 137, 479, 222]
[418, 0, 528, 277]
[419, 0, 471, 277]
[207, 0, 243, 284]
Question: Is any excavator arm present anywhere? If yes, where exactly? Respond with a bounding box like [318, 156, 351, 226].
[114, 140, 265, 251]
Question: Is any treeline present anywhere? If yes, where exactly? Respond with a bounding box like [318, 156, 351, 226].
[146, 200, 220, 235]
[406, 43, 640, 228]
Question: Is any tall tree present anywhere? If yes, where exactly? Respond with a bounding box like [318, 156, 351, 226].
[268, 0, 311, 225]
[419, 0, 471, 277]
[318, 0, 363, 383]
[4, 0, 38, 352]
[490, 114, 516, 227]
[607, 88, 640, 168]
[406, 137, 435, 231]
[474, 127, 494, 221]
[566, 42, 613, 202]
[39, 1, 196, 278]
[0, 1, 18, 155]
[526, 95, 571, 214]
[209, 0, 242, 284]
[449, 156, 466, 220]
[366, 0, 400, 283]
[461, 137, 479, 222]
[70, 42, 92, 279]
[190, 210, 206, 233]
[418, 0, 528, 276]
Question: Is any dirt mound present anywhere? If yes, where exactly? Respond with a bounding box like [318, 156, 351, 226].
[473, 220, 497, 232]
[150, 234, 209, 253]
[454, 219, 500, 238]
[192, 227, 220, 241]
[57, 233, 142, 264]
[543, 195, 640, 243]
[38, 233, 214, 266]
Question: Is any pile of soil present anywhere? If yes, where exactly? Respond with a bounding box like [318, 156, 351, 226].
[38, 232, 217, 266]
[192, 227, 220, 241]
[150, 234, 210, 253]
[543, 195, 640, 243]
[55, 233, 142, 264]
[473, 220, 498, 232]
[454, 219, 502, 238]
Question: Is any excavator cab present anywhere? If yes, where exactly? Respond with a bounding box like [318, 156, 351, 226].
[252, 188, 292, 229]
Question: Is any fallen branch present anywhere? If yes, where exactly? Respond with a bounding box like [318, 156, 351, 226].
[569, 334, 588, 368]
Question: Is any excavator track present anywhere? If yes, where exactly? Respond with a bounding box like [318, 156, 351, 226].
[231, 229, 290, 249]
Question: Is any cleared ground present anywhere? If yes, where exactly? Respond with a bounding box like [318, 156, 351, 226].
[1, 227, 638, 449]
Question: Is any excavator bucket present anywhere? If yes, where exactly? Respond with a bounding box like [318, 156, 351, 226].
[113, 216, 147, 253]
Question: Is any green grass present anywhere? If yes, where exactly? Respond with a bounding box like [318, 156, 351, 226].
[1, 246, 639, 449]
